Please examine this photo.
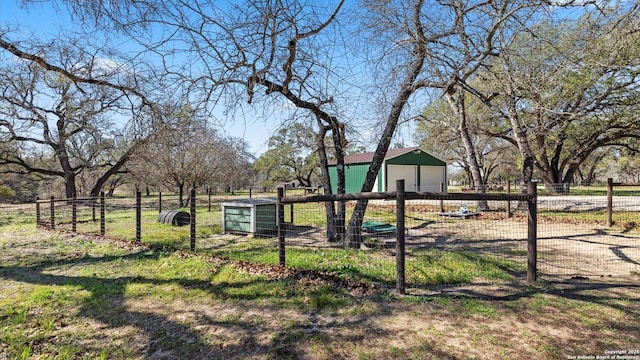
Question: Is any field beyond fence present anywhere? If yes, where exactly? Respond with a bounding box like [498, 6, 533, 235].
[33, 180, 640, 294]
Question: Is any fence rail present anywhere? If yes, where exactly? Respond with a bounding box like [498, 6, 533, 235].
[34, 179, 639, 294]
[278, 180, 538, 293]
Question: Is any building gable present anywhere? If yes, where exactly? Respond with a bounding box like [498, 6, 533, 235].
[385, 148, 446, 166]
[327, 147, 446, 193]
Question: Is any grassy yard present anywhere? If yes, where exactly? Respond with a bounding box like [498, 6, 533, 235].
[1, 204, 639, 359]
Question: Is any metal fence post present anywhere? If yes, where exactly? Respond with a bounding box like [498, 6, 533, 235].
[277, 187, 286, 266]
[396, 179, 406, 295]
[190, 188, 196, 251]
[136, 191, 142, 242]
[507, 180, 512, 218]
[607, 178, 613, 227]
[72, 196, 77, 234]
[439, 182, 444, 212]
[35, 197, 41, 228]
[50, 196, 55, 230]
[527, 182, 538, 283]
[92, 196, 96, 222]
[100, 192, 105, 236]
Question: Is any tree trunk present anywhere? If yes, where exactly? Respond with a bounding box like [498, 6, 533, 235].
[506, 110, 535, 208]
[295, 175, 311, 188]
[315, 121, 339, 242]
[345, 22, 429, 247]
[331, 122, 347, 243]
[63, 170, 77, 199]
[345, 85, 414, 248]
[464, 165, 473, 188]
[56, 149, 77, 198]
[90, 144, 137, 197]
[445, 89, 489, 211]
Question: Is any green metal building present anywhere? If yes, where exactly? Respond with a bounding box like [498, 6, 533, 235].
[328, 147, 447, 193]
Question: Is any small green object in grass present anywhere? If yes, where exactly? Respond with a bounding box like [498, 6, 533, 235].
[361, 221, 397, 233]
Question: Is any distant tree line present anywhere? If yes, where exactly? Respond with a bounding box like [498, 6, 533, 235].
[2, 1, 639, 247]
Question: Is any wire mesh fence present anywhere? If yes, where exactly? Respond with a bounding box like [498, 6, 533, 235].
[536, 184, 640, 279]
[280, 198, 531, 292]
[34, 182, 640, 293]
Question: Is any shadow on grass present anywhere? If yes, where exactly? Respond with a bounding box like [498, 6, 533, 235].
[0, 241, 465, 359]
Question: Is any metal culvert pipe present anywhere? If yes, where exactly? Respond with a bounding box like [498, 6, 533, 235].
[157, 210, 190, 226]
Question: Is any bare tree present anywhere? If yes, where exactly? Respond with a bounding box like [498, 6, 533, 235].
[340, 0, 545, 243]
[415, 96, 519, 187]
[23, 0, 355, 241]
[131, 105, 242, 206]
[486, 4, 640, 192]
[0, 40, 154, 198]
[35, 0, 546, 246]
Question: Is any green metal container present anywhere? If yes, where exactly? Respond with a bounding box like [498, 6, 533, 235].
[221, 198, 277, 236]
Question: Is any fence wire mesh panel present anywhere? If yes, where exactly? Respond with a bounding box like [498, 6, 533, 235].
[279, 198, 530, 291]
[34, 184, 639, 290]
[192, 196, 281, 264]
[281, 200, 398, 286]
[536, 188, 640, 279]
[103, 197, 138, 240]
[402, 199, 528, 289]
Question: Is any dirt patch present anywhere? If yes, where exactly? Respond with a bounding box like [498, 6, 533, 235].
[285, 203, 640, 280]
[1, 227, 639, 359]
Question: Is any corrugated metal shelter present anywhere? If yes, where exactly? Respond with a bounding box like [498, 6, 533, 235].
[221, 198, 277, 236]
[328, 147, 447, 193]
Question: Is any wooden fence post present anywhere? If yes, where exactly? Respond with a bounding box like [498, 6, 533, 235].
[396, 179, 406, 295]
[208, 187, 211, 212]
[158, 192, 162, 214]
[100, 192, 105, 236]
[190, 188, 196, 251]
[36, 197, 41, 228]
[136, 191, 142, 242]
[72, 196, 77, 234]
[527, 182, 538, 283]
[607, 178, 613, 227]
[277, 187, 286, 266]
[50, 196, 55, 230]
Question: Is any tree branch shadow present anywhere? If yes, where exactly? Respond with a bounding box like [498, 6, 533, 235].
[1, 243, 460, 358]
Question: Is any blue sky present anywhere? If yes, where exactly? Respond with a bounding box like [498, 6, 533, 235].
[1, 0, 625, 160]
[0, 0, 278, 156]
[1, 1, 447, 158]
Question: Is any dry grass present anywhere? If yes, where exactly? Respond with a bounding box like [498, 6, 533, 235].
[1, 204, 639, 359]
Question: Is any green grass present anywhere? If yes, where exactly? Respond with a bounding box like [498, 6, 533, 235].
[1, 204, 639, 359]
[431, 297, 498, 317]
[538, 209, 639, 233]
[409, 250, 521, 285]
[0, 227, 354, 359]
[201, 237, 522, 287]
[538, 209, 607, 223]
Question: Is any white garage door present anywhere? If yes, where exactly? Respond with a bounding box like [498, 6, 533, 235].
[419, 166, 444, 192]
[387, 165, 417, 191]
